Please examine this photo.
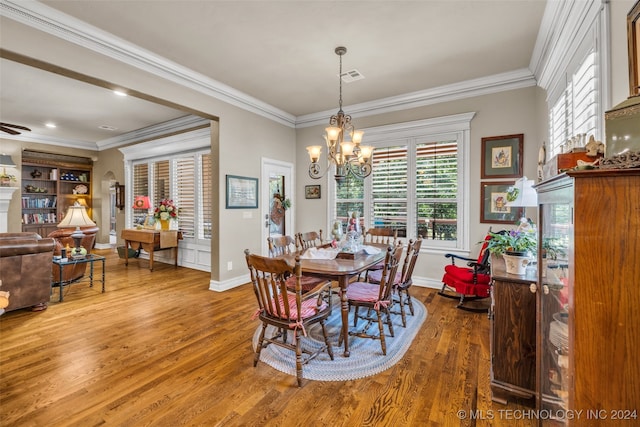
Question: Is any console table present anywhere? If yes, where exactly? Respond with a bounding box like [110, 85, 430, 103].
[121, 229, 182, 271]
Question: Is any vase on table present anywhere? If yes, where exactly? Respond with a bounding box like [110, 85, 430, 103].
[502, 251, 530, 275]
[160, 219, 170, 230]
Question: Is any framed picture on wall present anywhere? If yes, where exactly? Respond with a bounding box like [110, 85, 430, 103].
[480, 181, 524, 224]
[305, 185, 321, 199]
[481, 134, 524, 179]
[226, 175, 258, 209]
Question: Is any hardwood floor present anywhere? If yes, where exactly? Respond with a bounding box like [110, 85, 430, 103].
[0, 249, 535, 427]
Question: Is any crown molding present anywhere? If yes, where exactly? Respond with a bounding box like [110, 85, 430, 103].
[119, 127, 210, 161]
[2, 0, 539, 134]
[295, 69, 535, 128]
[0, 0, 296, 127]
[0, 132, 98, 151]
[529, 0, 604, 92]
[97, 115, 210, 151]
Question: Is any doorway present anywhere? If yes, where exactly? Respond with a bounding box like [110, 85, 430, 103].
[261, 158, 294, 256]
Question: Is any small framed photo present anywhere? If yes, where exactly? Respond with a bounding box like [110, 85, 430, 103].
[481, 134, 524, 179]
[480, 181, 525, 224]
[305, 185, 321, 199]
[143, 214, 157, 229]
[226, 175, 259, 209]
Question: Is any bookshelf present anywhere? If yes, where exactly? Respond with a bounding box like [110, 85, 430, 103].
[21, 151, 92, 236]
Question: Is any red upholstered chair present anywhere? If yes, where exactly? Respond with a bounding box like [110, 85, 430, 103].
[244, 249, 334, 387]
[438, 230, 503, 312]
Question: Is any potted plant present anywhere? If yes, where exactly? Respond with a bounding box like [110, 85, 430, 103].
[541, 237, 566, 261]
[485, 228, 537, 275]
[486, 229, 537, 257]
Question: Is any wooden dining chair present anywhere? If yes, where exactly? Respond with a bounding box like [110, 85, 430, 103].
[267, 235, 296, 257]
[268, 235, 330, 294]
[339, 244, 403, 356]
[368, 237, 423, 327]
[295, 230, 323, 251]
[363, 227, 397, 245]
[361, 227, 398, 280]
[244, 249, 334, 387]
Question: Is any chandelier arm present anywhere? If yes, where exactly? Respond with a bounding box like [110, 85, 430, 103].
[309, 162, 325, 180]
[346, 161, 372, 180]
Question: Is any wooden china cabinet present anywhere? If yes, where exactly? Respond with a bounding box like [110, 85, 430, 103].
[489, 258, 537, 406]
[535, 169, 640, 426]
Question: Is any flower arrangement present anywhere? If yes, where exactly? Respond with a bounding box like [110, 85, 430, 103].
[485, 228, 537, 256]
[0, 172, 16, 186]
[154, 199, 179, 221]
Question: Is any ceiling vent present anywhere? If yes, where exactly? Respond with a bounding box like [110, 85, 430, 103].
[341, 69, 364, 83]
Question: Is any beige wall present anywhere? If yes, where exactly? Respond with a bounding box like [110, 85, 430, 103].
[296, 86, 542, 284]
[1, 0, 633, 287]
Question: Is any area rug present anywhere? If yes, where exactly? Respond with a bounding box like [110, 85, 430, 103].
[251, 296, 427, 381]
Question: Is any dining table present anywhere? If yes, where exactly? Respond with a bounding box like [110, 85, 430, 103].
[290, 243, 388, 357]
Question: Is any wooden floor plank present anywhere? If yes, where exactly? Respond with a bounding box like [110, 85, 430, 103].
[0, 249, 535, 426]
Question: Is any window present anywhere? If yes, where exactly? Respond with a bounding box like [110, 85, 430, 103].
[541, 1, 607, 158]
[200, 153, 212, 239]
[415, 140, 458, 241]
[548, 50, 598, 157]
[121, 128, 212, 243]
[332, 113, 474, 251]
[131, 152, 210, 240]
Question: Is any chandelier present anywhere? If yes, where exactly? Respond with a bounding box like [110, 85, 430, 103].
[307, 46, 373, 182]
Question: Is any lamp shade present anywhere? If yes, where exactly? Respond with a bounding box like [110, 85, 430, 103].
[0, 154, 16, 167]
[506, 177, 538, 207]
[58, 202, 96, 228]
[133, 195, 151, 210]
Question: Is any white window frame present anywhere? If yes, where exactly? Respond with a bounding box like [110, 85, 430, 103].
[329, 112, 475, 252]
[542, 0, 609, 158]
[120, 128, 211, 247]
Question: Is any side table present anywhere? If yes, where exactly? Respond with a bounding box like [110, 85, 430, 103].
[121, 229, 182, 271]
[51, 254, 106, 302]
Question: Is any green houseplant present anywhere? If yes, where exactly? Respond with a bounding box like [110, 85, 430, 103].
[485, 228, 537, 257]
[541, 237, 566, 260]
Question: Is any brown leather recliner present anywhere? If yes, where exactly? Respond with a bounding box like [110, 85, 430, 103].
[47, 226, 99, 284]
[0, 232, 55, 312]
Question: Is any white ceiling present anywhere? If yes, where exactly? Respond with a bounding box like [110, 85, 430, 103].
[0, 0, 547, 146]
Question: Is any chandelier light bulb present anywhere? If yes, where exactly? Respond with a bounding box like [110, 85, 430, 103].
[307, 145, 322, 163]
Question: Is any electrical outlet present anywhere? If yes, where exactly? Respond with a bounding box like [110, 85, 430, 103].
[227, 261, 233, 271]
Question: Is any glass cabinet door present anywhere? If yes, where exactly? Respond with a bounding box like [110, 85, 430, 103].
[538, 186, 572, 426]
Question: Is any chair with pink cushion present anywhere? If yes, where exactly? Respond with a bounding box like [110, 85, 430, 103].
[367, 237, 422, 327]
[244, 249, 334, 387]
[340, 243, 403, 355]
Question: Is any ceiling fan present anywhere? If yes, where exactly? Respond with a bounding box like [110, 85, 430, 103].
[0, 122, 31, 135]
